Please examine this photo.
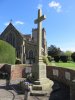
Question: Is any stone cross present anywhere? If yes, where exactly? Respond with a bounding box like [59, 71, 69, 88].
[34, 9, 46, 62]
[31, 9, 53, 96]
[32, 9, 47, 80]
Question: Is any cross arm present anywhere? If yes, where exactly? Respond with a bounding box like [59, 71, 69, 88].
[34, 15, 46, 24]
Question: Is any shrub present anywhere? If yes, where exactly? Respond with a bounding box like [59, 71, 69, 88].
[71, 52, 75, 62]
[0, 40, 16, 64]
[64, 51, 72, 61]
[43, 56, 49, 65]
[48, 45, 61, 57]
[60, 55, 68, 62]
[54, 56, 60, 62]
[47, 56, 51, 62]
[15, 58, 21, 64]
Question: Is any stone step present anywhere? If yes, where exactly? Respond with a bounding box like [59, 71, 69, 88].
[30, 90, 47, 96]
[32, 85, 42, 90]
[34, 81, 40, 85]
[32, 79, 54, 91]
[34, 78, 52, 85]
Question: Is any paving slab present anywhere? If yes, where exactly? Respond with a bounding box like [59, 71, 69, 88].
[0, 79, 50, 100]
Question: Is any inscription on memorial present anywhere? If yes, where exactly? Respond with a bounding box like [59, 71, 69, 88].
[65, 72, 70, 80]
[26, 67, 31, 73]
[53, 69, 59, 77]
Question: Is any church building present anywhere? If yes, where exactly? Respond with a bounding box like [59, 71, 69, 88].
[0, 23, 47, 64]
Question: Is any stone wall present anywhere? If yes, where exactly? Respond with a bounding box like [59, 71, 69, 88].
[10, 65, 75, 86]
[1, 64, 75, 100]
[10, 64, 32, 80]
[46, 66, 75, 85]
[1, 64, 75, 86]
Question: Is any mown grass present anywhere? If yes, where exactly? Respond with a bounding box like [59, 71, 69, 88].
[49, 61, 75, 70]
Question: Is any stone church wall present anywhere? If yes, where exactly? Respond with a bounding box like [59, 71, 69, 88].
[0, 23, 47, 64]
[25, 41, 37, 64]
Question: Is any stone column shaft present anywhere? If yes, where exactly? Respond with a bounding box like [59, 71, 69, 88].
[37, 9, 42, 62]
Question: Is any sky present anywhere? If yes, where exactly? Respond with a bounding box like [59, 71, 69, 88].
[0, 0, 75, 51]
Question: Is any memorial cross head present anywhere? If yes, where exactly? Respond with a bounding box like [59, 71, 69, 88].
[34, 9, 46, 24]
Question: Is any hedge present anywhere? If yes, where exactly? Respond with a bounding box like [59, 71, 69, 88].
[0, 40, 16, 64]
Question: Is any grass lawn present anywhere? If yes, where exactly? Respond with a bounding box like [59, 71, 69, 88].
[49, 61, 75, 70]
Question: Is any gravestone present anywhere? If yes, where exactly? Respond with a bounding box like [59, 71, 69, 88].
[31, 9, 54, 95]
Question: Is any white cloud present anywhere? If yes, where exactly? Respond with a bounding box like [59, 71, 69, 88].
[49, 1, 62, 13]
[61, 47, 75, 52]
[4, 21, 24, 26]
[37, 4, 43, 9]
[4, 22, 10, 26]
[15, 21, 24, 25]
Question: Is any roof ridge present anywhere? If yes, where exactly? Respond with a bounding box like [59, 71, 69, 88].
[0, 23, 23, 38]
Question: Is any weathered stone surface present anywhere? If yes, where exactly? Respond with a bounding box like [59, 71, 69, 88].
[30, 90, 47, 96]
[65, 72, 70, 80]
[26, 67, 31, 73]
[32, 62, 46, 80]
[53, 69, 59, 77]
[31, 9, 54, 96]
[70, 80, 75, 100]
[0, 21, 47, 64]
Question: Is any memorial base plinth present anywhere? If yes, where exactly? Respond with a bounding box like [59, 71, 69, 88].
[30, 62, 54, 96]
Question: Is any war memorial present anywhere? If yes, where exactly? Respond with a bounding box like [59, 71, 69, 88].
[0, 9, 75, 100]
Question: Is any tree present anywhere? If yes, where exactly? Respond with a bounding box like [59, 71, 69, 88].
[54, 56, 60, 62]
[47, 56, 51, 62]
[64, 51, 72, 61]
[48, 45, 61, 57]
[71, 52, 75, 62]
[60, 54, 68, 62]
